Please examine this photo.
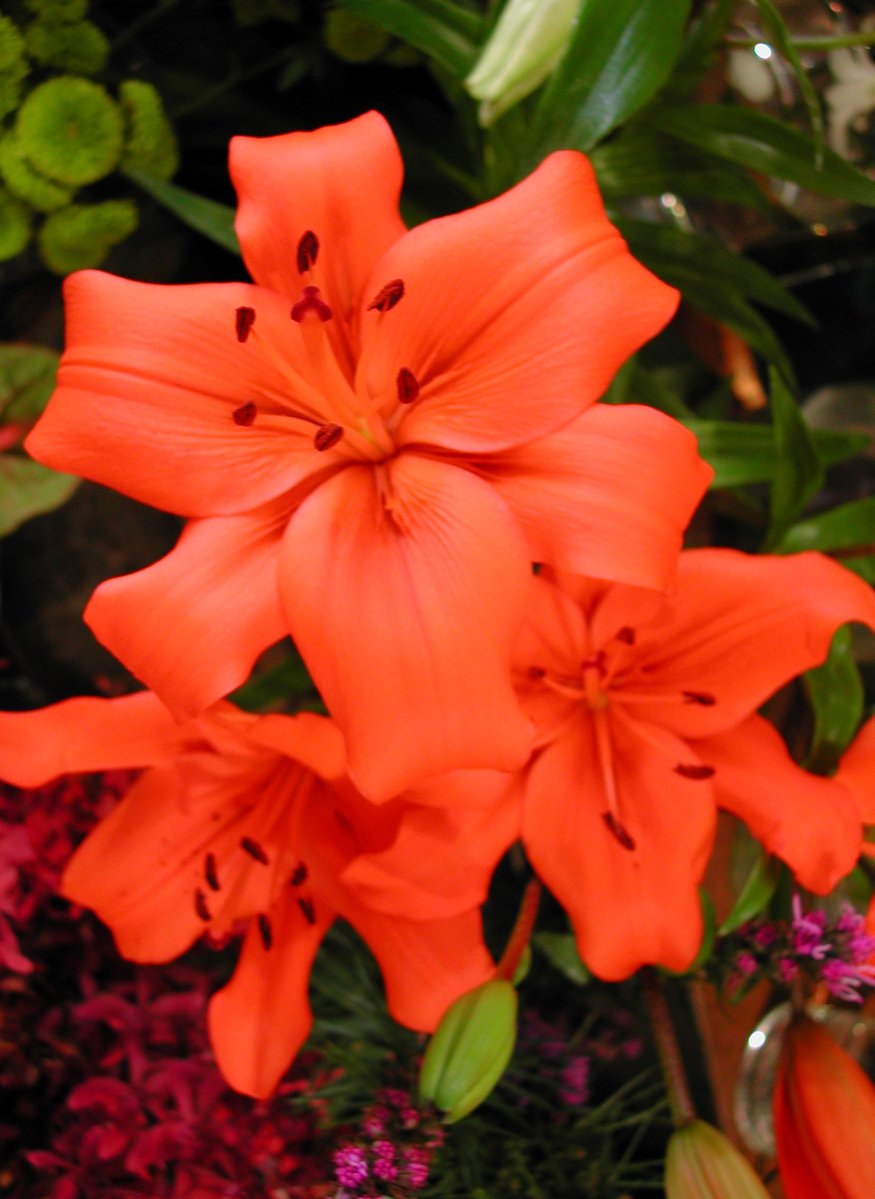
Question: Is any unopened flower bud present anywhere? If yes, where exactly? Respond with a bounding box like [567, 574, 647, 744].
[666, 1120, 771, 1199]
[465, 0, 579, 126]
[419, 979, 517, 1123]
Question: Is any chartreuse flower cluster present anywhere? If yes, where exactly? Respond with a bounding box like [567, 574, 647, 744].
[0, 1, 177, 272]
[2, 111, 875, 1198]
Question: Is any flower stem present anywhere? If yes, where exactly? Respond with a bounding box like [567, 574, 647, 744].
[495, 879, 542, 982]
[641, 968, 696, 1127]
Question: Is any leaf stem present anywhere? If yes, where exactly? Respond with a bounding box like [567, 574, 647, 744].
[640, 968, 696, 1127]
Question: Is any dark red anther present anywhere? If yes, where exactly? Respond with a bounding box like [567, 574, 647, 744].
[314, 422, 343, 452]
[195, 888, 211, 921]
[682, 690, 716, 706]
[297, 230, 319, 274]
[258, 913, 273, 950]
[396, 367, 419, 405]
[298, 896, 316, 925]
[616, 626, 636, 645]
[204, 852, 220, 891]
[601, 811, 636, 851]
[232, 401, 256, 427]
[367, 278, 404, 312]
[674, 763, 715, 780]
[235, 306, 255, 342]
[290, 285, 332, 322]
[241, 836, 269, 865]
[527, 666, 546, 681]
[290, 862, 308, 887]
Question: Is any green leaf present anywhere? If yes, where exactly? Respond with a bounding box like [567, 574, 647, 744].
[527, 0, 692, 157]
[753, 0, 824, 160]
[670, 0, 737, 96]
[533, 931, 591, 985]
[0, 455, 79, 537]
[804, 625, 864, 772]
[0, 343, 60, 424]
[125, 167, 240, 255]
[231, 649, 317, 711]
[684, 419, 865, 489]
[718, 852, 782, 935]
[338, 0, 482, 74]
[649, 104, 875, 205]
[765, 366, 825, 548]
[778, 497, 875, 555]
[617, 219, 814, 325]
[592, 128, 774, 213]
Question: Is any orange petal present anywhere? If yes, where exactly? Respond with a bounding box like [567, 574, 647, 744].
[695, 714, 861, 893]
[522, 712, 715, 979]
[622, 549, 875, 738]
[344, 905, 495, 1031]
[0, 691, 182, 786]
[244, 710, 347, 782]
[340, 781, 519, 920]
[279, 456, 533, 800]
[85, 506, 288, 718]
[360, 152, 677, 454]
[26, 272, 323, 516]
[836, 715, 875, 825]
[62, 766, 210, 961]
[208, 892, 332, 1098]
[776, 1016, 875, 1199]
[478, 404, 711, 589]
[231, 112, 405, 320]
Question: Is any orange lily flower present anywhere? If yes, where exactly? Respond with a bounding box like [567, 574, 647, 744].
[25, 112, 710, 799]
[511, 550, 875, 979]
[774, 1014, 875, 1198]
[0, 693, 517, 1097]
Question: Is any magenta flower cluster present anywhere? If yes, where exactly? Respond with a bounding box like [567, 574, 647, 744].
[727, 896, 875, 1003]
[332, 1087, 444, 1198]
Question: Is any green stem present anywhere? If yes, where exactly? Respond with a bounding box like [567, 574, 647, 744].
[726, 31, 875, 51]
[495, 879, 541, 982]
[641, 968, 696, 1127]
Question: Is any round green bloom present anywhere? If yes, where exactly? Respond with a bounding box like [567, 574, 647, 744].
[0, 129, 74, 212]
[17, 76, 122, 187]
[25, 19, 109, 76]
[0, 15, 26, 72]
[323, 9, 389, 63]
[25, 0, 88, 21]
[37, 198, 138, 274]
[0, 188, 32, 261]
[119, 80, 179, 180]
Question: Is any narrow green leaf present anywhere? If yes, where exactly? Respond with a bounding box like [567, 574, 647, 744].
[125, 167, 240, 255]
[0, 344, 59, 424]
[592, 128, 774, 213]
[618, 219, 814, 325]
[804, 625, 864, 773]
[528, 0, 692, 157]
[339, 0, 481, 74]
[534, 931, 591, 985]
[779, 497, 875, 555]
[684, 420, 865, 489]
[0, 456, 79, 537]
[649, 104, 875, 205]
[765, 366, 824, 548]
[753, 0, 824, 160]
[671, 0, 737, 95]
[718, 853, 782, 935]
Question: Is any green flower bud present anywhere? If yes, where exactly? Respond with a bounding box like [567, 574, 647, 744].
[17, 76, 122, 187]
[37, 198, 137, 275]
[0, 15, 27, 73]
[465, 0, 579, 126]
[25, 19, 109, 76]
[119, 80, 179, 180]
[0, 188, 32, 261]
[0, 129, 74, 212]
[665, 1121, 771, 1199]
[324, 9, 390, 63]
[419, 979, 517, 1123]
[25, 0, 88, 21]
